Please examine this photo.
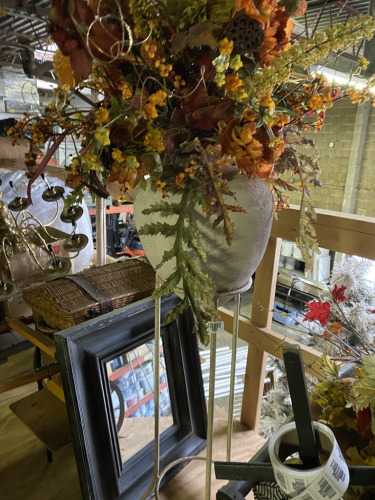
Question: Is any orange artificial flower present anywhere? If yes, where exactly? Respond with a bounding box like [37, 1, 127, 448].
[149, 90, 167, 107]
[235, 0, 279, 25]
[328, 321, 343, 335]
[268, 113, 290, 128]
[321, 86, 334, 102]
[119, 81, 133, 100]
[258, 6, 294, 67]
[225, 74, 244, 97]
[259, 94, 275, 110]
[308, 95, 324, 110]
[220, 109, 286, 179]
[143, 103, 158, 119]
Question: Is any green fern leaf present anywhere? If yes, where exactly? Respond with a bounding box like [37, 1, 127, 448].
[155, 248, 176, 269]
[138, 221, 177, 237]
[142, 201, 181, 215]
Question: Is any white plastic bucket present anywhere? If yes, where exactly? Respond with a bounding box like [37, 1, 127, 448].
[281, 240, 294, 257]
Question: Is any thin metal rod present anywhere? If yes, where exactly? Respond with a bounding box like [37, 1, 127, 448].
[205, 307, 217, 500]
[226, 293, 240, 461]
[95, 196, 106, 266]
[154, 294, 161, 485]
[141, 293, 161, 500]
[155, 456, 206, 499]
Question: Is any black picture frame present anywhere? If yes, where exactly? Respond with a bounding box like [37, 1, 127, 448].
[55, 294, 207, 500]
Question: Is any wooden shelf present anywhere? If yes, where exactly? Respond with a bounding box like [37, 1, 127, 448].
[88, 205, 133, 216]
[109, 353, 152, 382]
[280, 253, 305, 263]
[109, 345, 164, 382]
[0, 364, 60, 394]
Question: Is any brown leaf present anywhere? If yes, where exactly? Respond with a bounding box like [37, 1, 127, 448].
[71, 0, 95, 25]
[88, 20, 123, 61]
[172, 21, 217, 52]
[171, 33, 187, 53]
[70, 48, 93, 79]
[188, 97, 234, 131]
[109, 120, 135, 145]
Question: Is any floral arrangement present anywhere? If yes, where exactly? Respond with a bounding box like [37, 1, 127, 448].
[304, 257, 375, 355]
[8, 0, 375, 342]
[302, 257, 375, 498]
[311, 353, 375, 500]
[258, 257, 375, 497]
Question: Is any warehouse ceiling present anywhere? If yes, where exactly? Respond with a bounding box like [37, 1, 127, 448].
[0, 0, 373, 82]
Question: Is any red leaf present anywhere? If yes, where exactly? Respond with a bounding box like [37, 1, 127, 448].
[332, 284, 347, 303]
[303, 300, 331, 326]
[356, 407, 374, 440]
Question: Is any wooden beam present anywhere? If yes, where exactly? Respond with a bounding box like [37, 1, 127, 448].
[43, 378, 65, 403]
[272, 206, 375, 259]
[0, 364, 60, 393]
[219, 307, 324, 380]
[251, 235, 281, 329]
[238, 235, 281, 431]
[7, 317, 56, 359]
[0, 321, 10, 333]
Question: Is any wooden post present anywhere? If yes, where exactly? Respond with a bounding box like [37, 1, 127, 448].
[240, 235, 281, 431]
[96, 196, 106, 266]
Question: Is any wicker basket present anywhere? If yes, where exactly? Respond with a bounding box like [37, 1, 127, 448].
[23, 258, 156, 333]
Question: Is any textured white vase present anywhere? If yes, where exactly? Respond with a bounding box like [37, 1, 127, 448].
[133, 175, 273, 294]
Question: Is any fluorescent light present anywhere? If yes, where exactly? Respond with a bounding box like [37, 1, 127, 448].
[309, 65, 369, 91]
[35, 43, 58, 62]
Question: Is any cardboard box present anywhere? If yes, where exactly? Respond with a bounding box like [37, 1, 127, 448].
[273, 301, 298, 326]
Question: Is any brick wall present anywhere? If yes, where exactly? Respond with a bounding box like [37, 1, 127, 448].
[286, 99, 375, 217]
[357, 105, 375, 217]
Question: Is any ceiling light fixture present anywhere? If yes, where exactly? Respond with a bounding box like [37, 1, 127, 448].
[309, 65, 371, 91]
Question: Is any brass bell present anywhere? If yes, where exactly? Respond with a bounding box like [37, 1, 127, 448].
[63, 233, 89, 252]
[41, 174, 65, 202]
[44, 244, 71, 277]
[60, 205, 83, 223]
[0, 280, 17, 302]
[8, 181, 29, 212]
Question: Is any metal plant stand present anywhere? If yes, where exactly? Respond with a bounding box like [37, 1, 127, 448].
[144, 279, 251, 499]
[205, 281, 251, 500]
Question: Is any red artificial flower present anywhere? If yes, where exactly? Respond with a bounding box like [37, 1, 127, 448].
[303, 300, 331, 326]
[356, 407, 374, 440]
[332, 284, 348, 303]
